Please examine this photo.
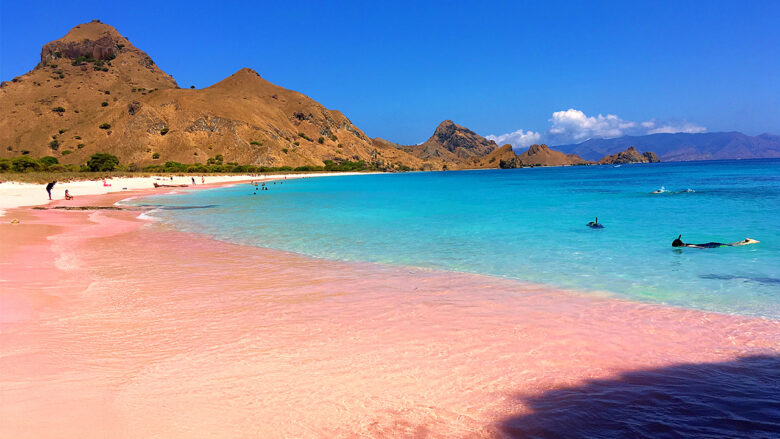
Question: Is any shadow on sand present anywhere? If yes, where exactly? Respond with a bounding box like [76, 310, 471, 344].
[500, 355, 779, 439]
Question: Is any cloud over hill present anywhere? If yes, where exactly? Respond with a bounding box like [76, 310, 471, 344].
[487, 108, 706, 148]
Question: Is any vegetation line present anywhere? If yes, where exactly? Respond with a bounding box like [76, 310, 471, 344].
[1, 153, 382, 183]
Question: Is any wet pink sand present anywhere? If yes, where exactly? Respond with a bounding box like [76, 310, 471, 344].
[1, 190, 778, 438]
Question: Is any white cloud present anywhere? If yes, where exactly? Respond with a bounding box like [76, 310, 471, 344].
[645, 121, 706, 135]
[491, 109, 706, 148]
[548, 109, 636, 142]
[486, 129, 542, 147]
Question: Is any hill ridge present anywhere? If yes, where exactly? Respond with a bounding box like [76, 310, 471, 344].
[0, 21, 426, 171]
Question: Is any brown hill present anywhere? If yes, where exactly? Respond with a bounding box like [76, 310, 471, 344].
[475, 144, 518, 168]
[379, 120, 498, 170]
[0, 20, 421, 170]
[597, 146, 660, 164]
[517, 144, 590, 166]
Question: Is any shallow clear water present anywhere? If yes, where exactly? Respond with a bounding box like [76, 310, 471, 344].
[133, 159, 780, 318]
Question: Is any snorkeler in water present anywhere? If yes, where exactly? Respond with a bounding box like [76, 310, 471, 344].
[672, 234, 759, 249]
[586, 217, 604, 229]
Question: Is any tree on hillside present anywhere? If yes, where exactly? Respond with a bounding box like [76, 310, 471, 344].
[39, 156, 60, 166]
[12, 156, 43, 172]
[87, 153, 120, 171]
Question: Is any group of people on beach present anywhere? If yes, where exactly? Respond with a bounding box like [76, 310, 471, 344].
[45, 181, 73, 200]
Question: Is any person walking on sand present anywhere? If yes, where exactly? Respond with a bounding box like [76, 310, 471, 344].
[192, 177, 196, 185]
[45, 181, 56, 200]
[202, 176, 205, 184]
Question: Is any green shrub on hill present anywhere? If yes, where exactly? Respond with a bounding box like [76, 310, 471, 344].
[323, 159, 367, 171]
[39, 156, 59, 166]
[11, 156, 42, 172]
[295, 165, 325, 172]
[163, 161, 187, 172]
[87, 153, 120, 171]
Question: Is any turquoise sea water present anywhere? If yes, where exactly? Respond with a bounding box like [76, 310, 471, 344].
[132, 159, 780, 319]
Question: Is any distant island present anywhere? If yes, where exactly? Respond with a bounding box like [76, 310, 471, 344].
[597, 147, 659, 165]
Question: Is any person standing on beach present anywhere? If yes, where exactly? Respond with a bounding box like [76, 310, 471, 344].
[45, 181, 56, 200]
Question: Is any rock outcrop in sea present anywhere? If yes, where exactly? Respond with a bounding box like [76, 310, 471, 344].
[597, 147, 660, 164]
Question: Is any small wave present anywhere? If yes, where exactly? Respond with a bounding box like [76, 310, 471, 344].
[137, 209, 160, 221]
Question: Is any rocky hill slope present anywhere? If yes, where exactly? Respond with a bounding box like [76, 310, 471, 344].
[474, 144, 518, 168]
[377, 120, 498, 170]
[0, 20, 422, 170]
[516, 144, 590, 166]
[597, 147, 660, 164]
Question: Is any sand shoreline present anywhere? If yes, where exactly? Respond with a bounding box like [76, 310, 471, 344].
[0, 172, 371, 216]
[1, 179, 778, 437]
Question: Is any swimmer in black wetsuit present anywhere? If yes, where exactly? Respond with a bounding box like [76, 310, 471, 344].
[672, 234, 759, 249]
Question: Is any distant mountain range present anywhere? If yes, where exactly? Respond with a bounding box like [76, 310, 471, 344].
[553, 132, 780, 162]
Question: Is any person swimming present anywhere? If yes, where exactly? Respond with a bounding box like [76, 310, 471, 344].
[672, 234, 759, 249]
[652, 187, 695, 194]
[586, 217, 604, 229]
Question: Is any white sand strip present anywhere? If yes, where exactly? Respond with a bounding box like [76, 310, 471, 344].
[0, 172, 367, 217]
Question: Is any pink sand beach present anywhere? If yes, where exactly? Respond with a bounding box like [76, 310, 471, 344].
[1, 185, 778, 438]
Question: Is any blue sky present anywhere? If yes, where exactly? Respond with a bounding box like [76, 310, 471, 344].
[1, 1, 778, 145]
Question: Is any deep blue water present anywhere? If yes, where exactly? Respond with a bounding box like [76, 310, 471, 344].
[131, 159, 780, 319]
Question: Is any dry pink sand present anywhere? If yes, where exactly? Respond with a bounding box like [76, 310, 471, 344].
[1, 189, 778, 438]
